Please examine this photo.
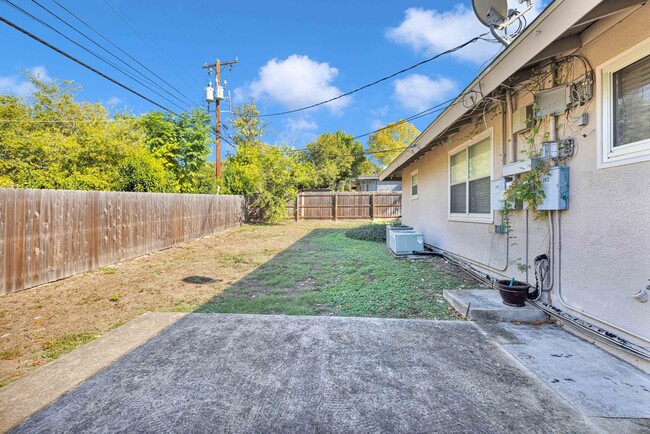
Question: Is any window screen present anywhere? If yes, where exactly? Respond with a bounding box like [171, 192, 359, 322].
[613, 54, 650, 147]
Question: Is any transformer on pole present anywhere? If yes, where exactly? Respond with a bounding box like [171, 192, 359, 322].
[202, 57, 238, 179]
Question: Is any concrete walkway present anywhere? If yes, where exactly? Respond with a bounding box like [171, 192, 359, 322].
[5, 314, 650, 433]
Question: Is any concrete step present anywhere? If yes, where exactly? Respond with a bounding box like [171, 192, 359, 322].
[443, 289, 548, 322]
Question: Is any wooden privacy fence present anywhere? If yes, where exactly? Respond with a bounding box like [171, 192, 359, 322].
[0, 188, 246, 295]
[292, 192, 401, 221]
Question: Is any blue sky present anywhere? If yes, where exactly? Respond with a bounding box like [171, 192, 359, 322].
[0, 1, 546, 160]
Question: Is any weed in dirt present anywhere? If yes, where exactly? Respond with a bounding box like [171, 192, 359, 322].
[42, 333, 99, 360]
[109, 293, 120, 302]
[0, 346, 22, 360]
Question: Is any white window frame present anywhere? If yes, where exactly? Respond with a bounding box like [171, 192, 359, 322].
[410, 170, 418, 200]
[598, 38, 650, 169]
[447, 128, 493, 223]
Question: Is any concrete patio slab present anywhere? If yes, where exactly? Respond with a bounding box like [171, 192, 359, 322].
[0, 312, 186, 433]
[11, 314, 604, 434]
[444, 289, 549, 322]
[497, 322, 650, 418]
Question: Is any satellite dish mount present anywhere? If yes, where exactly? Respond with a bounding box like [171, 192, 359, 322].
[472, 0, 533, 46]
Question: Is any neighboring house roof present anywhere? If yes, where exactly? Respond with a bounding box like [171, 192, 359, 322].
[356, 176, 381, 181]
[380, 0, 645, 180]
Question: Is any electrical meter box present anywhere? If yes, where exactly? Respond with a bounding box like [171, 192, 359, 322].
[491, 178, 507, 211]
[538, 166, 569, 210]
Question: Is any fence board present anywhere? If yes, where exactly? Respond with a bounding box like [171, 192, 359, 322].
[292, 192, 401, 221]
[0, 189, 245, 295]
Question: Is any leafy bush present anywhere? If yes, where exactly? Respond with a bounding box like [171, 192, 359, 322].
[345, 223, 389, 243]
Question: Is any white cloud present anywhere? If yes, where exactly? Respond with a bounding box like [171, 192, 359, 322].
[286, 117, 317, 135]
[386, 2, 546, 64]
[106, 96, 122, 106]
[242, 55, 350, 114]
[0, 66, 51, 97]
[393, 74, 457, 112]
[370, 119, 385, 131]
[278, 116, 318, 146]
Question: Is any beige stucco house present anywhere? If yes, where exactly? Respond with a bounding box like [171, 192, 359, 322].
[380, 0, 650, 371]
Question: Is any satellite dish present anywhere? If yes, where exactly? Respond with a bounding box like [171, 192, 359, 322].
[472, 0, 508, 27]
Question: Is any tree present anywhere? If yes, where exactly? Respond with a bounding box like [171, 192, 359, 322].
[230, 100, 266, 147]
[115, 147, 174, 192]
[140, 108, 212, 193]
[0, 75, 145, 190]
[303, 130, 365, 190]
[220, 101, 317, 222]
[366, 120, 419, 167]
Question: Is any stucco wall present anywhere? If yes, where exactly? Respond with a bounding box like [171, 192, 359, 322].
[401, 5, 650, 362]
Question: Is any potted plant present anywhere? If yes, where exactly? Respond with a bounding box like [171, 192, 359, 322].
[496, 279, 531, 307]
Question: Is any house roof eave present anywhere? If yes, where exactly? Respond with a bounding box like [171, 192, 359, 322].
[379, 0, 610, 181]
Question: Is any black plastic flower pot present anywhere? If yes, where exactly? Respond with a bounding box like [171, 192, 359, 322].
[496, 279, 530, 307]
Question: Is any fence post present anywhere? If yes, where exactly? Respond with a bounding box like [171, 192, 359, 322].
[370, 193, 375, 221]
[333, 193, 338, 221]
[296, 194, 300, 221]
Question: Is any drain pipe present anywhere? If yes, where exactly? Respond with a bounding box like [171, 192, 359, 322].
[549, 63, 558, 142]
[525, 210, 529, 283]
[506, 89, 516, 163]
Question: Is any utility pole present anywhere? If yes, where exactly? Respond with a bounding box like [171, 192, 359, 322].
[202, 58, 238, 179]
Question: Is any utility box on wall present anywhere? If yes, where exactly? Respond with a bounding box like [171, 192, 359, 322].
[538, 166, 569, 210]
[491, 178, 507, 211]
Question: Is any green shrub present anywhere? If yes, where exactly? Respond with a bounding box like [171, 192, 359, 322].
[345, 223, 389, 243]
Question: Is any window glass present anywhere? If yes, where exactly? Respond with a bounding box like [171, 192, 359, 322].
[450, 150, 467, 184]
[613, 54, 650, 147]
[450, 184, 466, 214]
[469, 138, 491, 179]
[469, 177, 491, 214]
[411, 172, 418, 197]
[449, 136, 491, 217]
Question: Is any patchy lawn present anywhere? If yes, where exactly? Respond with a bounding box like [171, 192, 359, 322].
[0, 222, 477, 387]
[198, 227, 476, 318]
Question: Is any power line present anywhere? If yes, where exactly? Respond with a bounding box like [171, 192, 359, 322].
[49, 0, 196, 107]
[352, 98, 456, 140]
[197, 0, 220, 32]
[34, 0, 196, 109]
[0, 15, 177, 113]
[258, 33, 489, 117]
[152, 0, 192, 45]
[2, 0, 187, 111]
[104, 0, 188, 82]
[0, 119, 109, 123]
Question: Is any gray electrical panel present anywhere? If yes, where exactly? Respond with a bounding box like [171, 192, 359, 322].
[538, 166, 569, 210]
[491, 178, 507, 211]
[535, 86, 569, 117]
[512, 105, 533, 134]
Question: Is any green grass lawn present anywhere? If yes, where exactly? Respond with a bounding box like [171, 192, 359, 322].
[197, 227, 474, 320]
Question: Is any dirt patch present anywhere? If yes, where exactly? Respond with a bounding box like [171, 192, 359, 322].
[428, 256, 484, 289]
[0, 222, 338, 387]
